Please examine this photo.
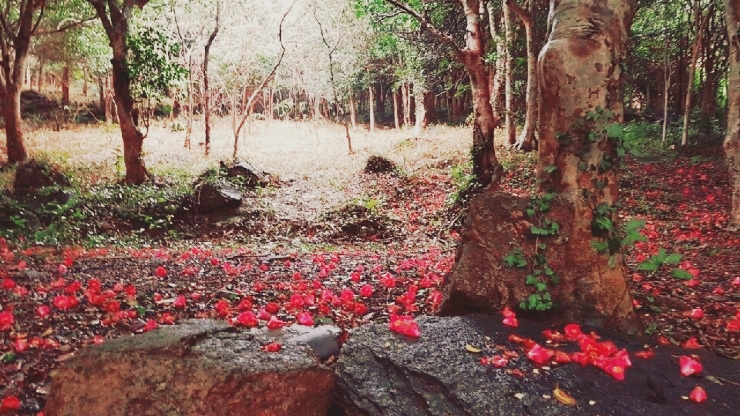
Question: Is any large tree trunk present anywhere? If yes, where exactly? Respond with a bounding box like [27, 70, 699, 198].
[111, 56, 147, 184]
[725, 0, 740, 230]
[486, 2, 505, 123]
[459, 0, 501, 187]
[89, 0, 149, 184]
[1, 86, 27, 163]
[508, 0, 537, 151]
[535, 0, 641, 332]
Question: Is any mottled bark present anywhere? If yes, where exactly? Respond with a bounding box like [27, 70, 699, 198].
[537, 0, 641, 332]
[725, 0, 740, 230]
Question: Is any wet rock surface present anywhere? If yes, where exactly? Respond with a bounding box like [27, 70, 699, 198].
[333, 315, 740, 416]
[45, 319, 335, 416]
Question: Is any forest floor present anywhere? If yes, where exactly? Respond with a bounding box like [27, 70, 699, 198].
[0, 118, 739, 413]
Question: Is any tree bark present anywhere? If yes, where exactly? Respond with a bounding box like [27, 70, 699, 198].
[88, 0, 149, 184]
[507, 0, 537, 151]
[202, 1, 220, 157]
[725, 0, 740, 230]
[503, 0, 516, 146]
[62, 65, 71, 106]
[393, 87, 400, 129]
[486, 2, 505, 123]
[1, 86, 27, 163]
[414, 88, 428, 134]
[349, 90, 357, 129]
[537, 0, 641, 333]
[681, 7, 708, 146]
[0, 0, 43, 164]
[369, 85, 375, 133]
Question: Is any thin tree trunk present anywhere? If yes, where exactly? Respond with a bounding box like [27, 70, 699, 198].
[349, 90, 357, 129]
[393, 88, 400, 129]
[403, 83, 411, 128]
[62, 65, 71, 106]
[681, 7, 708, 146]
[536, 0, 641, 332]
[202, 1, 220, 157]
[185, 58, 193, 149]
[662, 30, 671, 147]
[369, 85, 375, 133]
[508, 0, 537, 151]
[414, 88, 428, 134]
[724, 0, 740, 230]
[503, 0, 516, 146]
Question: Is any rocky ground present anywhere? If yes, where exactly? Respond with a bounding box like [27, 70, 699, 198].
[1, 134, 739, 414]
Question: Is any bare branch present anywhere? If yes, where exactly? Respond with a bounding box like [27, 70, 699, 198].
[505, 0, 531, 26]
[384, 0, 461, 54]
[233, 0, 297, 141]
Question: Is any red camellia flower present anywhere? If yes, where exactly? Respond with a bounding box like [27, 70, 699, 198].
[153, 293, 163, 302]
[353, 302, 368, 315]
[215, 299, 230, 317]
[174, 295, 187, 309]
[236, 298, 253, 311]
[727, 319, 740, 333]
[526, 344, 555, 365]
[683, 337, 702, 349]
[634, 349, 654, 359]
[340, 288, 355, 304]
[52, 295, 78, 310]
[564, 323, 583, 341]
[360, 284, 374, 298]
[125, 285, 136, 297]
[256, 309, 271, 320]
[142, 319, 158, 332]
[388, 314, 421, 338]
[0, 311, 13, 330]
[261, 341, 282, 352]
[253, 281, 266, 292]
[265, 302, 280, 314]
[236, 311, 258, 327]
[0, 395, 21, 412]
[679, 356, 703, 377]
[155, 266, 167, 278]
[296, 311, 314, 326]
[64, 281, 81, 294]
[2, 278, 15, 289]
[689, 386, 707, 403]
[36, 305, 51, 318]
[160, 313, 176, 325]
[289, 294, 304, 309]
[502, 307, 518, 327]
[14, 338, 28, 353]
[266, 315, 286, 330]
[380, 273, 396, 288]
[689, 308, 704, 319]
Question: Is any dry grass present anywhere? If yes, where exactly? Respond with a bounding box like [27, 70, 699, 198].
[1, 116, 479, 187]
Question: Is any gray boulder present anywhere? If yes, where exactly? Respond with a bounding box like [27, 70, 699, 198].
[334, 315, 740, 416]
[227, 161, 271, 188]
[45, 319, 334, 416]
[193, 180, 242, 213]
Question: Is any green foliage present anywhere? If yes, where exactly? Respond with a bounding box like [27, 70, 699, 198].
[638, 248, 682, 272]
[447, 162, 476, 205]
[530, 218, 559, 236]
[503, 248, 527, 269]
[127, 25, 187, 102]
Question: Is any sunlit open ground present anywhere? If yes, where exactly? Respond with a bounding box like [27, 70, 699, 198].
[3, 116, 480, 188]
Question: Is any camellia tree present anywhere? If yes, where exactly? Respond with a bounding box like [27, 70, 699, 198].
[439, 0, 643, 334]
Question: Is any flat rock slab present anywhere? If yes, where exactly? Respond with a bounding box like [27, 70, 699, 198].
[334, 315, 740, 416]
[45, 319, 334, 416]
